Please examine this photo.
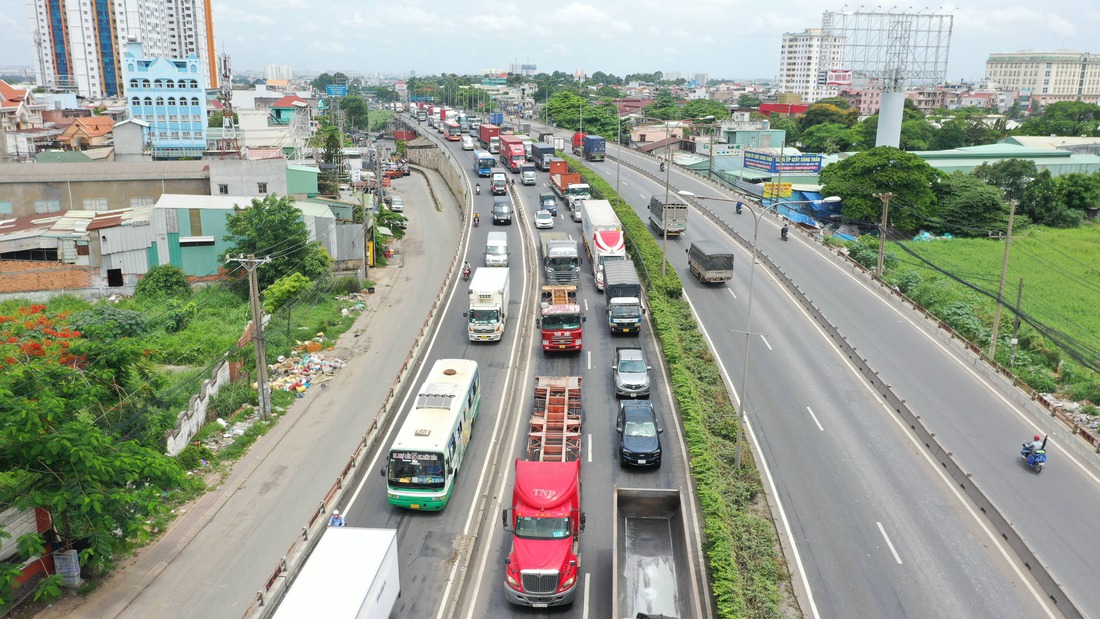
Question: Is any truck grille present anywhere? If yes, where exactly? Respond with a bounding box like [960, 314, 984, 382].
[521, 570, 560, 594]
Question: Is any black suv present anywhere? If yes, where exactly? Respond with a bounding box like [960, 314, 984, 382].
[616, 400, 662, 467]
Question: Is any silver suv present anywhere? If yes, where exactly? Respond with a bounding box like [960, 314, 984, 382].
[612, 347, 651, 398]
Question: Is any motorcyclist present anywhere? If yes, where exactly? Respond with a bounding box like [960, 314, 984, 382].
[1024, 434, 1044, 456]
[473, 211, 480, 226]
[475, 183, 481, 195]
[781, 223, 789, 240]
[659, 161, 666, 172]
[736, 201, 743, 214]
[462, 261, 472, 280]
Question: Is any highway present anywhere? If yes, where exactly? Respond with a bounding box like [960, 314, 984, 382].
[342, 119, 709, 619]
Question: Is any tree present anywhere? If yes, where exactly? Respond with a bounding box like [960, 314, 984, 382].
[797, 103, 858, 132]
[135, 265, 191, 301]
[644, 89, 680, 120]
[900, 118, 934, 150]
[339, 94, 369, 130]
[0, 305, 192, 598]
[681, 99, 730, 121]
[815, 97, 851, 110]
[736, 94, 761, 108]
[1017, 170, 1064, 226]
[933, 172, 1009, 236]
[1054, 172, 1100, 211]
[819, 146, 942, 230]
[972, 158, 1039, 203]
[798, 123, 855, 153]
[310, 72, 349, 92]
[930, 118, 968, 150]
[318, 127, 344, 197]
[770, 117, 800, 147]
[221, 194, 326, 290]
[1016, 101, 1100, 137]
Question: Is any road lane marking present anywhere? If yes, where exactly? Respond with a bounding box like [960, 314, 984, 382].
[587, 350, 591, 370]
[583, 572, 591, 619]
[584, 298, 589, 312]
[587, 433, 592, 463]
[639, 193, 646, 200]
[806, 406, 824, 431]
[728, 288, 738, 300]
[877, 522, 903, 564]
[760, 334, 773, 350]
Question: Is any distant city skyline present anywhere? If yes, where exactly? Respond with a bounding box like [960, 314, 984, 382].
[2, 1, 1098, 85]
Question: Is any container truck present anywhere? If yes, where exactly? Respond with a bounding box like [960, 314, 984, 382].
[648, 195, 688, 236]
[499, 134, 527, 172]
[548, 158, 568, 176]
[603, 260, 644, 335]
[549, 172, 591, 216]
[490, 112, 504, 126]
[539, 232, 580, 285]
[272, 527, 400, 619]
[464, 267, 510, 341]
[479, 123, 501, 154]
[612, 488, 701, 619]
[582, 135, 606, 161]
[686, 241, 734, 284]
[532, 142, 556, 170]
[503, 376, 585, 607]
[415, 109, 427, 122]
[539, 286, 584, 351]
[571, 131, 586, 157]
[579, 199, 626, 291]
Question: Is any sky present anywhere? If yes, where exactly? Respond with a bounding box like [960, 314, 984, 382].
[3, 1, 1100, 83]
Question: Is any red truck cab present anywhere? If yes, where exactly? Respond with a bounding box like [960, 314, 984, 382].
[539, 286, 584, 352]
[503, 459, 584, 607]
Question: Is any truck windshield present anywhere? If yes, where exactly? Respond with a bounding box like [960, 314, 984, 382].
[515, 516, 571, 540]
[611, 305, 641, 319]
[387, 452, 446, 489]
[468, 309, 500, 324]
[547, 257, 578, 270]
[487, 246, 507, 255]
[542, 314, 581, 330]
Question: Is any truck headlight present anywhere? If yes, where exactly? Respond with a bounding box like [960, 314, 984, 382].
[561, 574, 576, 589]
[506, 573, 520, 589]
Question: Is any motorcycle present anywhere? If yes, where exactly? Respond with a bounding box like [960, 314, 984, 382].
[1020, 439, 1047, 473]
[780, 226, 789, 241]
[659, 162, 666, 172]
[462, 266, 471, 282]
[473, 213, 480, 227]
[736, 202, 743, 214]
[475, 184, 481, 195]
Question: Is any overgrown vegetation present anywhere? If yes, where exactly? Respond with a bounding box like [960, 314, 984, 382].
[568, 155, 786, 617]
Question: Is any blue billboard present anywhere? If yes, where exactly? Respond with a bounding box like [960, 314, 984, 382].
[744, 150, 822, 174]
[326, 85, 348, 97]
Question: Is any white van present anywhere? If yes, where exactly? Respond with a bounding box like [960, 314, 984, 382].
[461, 135, 475, 150]
[484, 231, 509, 267]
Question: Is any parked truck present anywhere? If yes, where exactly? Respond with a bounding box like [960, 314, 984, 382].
[539, 232, 580, 285]
[612, 488, 701, 619]
[603, 260, 644, 334]
[532, 142, 556, 171]
[272, 527, 400, 619]
[503, 376, 585, 607]
[582, 135, 606, 161]
[479, 123, 501, 154]
[579, 199, 626, 291]
[648, 195, 688, 236]
[539, 285, 584, 352]
[499, 134, 527, 172]
[464, 267, 510, 341]
[686, 240, 734, 284]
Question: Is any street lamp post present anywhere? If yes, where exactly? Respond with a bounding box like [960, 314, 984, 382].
[679, 190, 839, 468]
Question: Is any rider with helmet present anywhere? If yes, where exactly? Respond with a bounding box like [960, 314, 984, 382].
[1025, 435, 1043, 455]
[475, 183, 481, 195]
[473, 211, 480, 226]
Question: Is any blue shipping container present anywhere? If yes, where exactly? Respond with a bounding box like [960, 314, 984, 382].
[490, 113, 504, 125]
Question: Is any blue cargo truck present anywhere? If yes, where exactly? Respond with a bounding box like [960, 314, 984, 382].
[531, 142, 556, 171]
[582, 135, 606, 162]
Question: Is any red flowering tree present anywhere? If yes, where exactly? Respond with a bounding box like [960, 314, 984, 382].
[0, 304, 191, 605]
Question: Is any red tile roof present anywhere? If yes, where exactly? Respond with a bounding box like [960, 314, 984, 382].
[0, 80, 30, 110]
[271, 95, 308, 108]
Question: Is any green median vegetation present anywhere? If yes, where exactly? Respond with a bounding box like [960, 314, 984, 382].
[566, 155, 786, 618]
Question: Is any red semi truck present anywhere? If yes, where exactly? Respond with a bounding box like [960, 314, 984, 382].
[479, 123, 501, 154]
[503, 376, 585, 608]
[539, 285, 584, 352]
[499, 134, 527, 172]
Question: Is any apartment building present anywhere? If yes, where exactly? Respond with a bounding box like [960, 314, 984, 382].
[778, 28, 845, 104]
[985, 51, 1100, 108]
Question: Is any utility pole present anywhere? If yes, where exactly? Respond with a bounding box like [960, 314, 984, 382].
[873, 192, 894, 276]
[1010, 278, 1024, 367]
[229, 254, 272, 419]
[988, 200, 1017, 360]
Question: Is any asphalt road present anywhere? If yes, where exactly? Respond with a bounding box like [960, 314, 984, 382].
[559, 134, 1059, 617]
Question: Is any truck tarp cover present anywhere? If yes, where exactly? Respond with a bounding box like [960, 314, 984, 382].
[514, 460, 579, 510]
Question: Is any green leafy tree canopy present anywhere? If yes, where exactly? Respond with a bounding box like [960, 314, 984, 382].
[221, 194, 327, 290]
[819, 146, 942, 230]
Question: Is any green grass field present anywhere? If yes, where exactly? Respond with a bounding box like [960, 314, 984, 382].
[890, 222, 1100, 387]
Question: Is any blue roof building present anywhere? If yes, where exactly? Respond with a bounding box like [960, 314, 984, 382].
[122, 42, 207, 160]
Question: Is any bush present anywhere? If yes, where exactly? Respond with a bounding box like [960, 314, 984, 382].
[206, 381, 257, 420]
[895, 270, 922, 294]
[264, 272, 312, 313]
[68, 305, 148, 340]
[1066, 381, 1100, 406]
[135, 265, 192, 300]
[331, 275, 365, 295]
[1017, 366, 1058, 393]
[163, 300, 197, 333]
[176, 444, 213, 470]
[941, 301, 986, 341]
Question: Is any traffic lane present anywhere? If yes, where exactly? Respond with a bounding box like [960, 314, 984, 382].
[746, 212, 1100, 611]
[692, 268, 1048, 617]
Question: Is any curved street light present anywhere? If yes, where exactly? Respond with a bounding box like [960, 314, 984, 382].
[678, 190, 840, 468]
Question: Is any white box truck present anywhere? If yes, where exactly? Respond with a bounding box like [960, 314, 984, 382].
[272, 527, 400, 619]
[579, 199, 626, 290]
[464, 267, 510, 342]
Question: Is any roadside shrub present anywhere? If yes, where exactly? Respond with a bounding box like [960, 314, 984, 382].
[895, 271, 922, 294]
[206, 381, 256, 420]
[940, 301, 985, 341]
[1017, 366, 1058, 393]
[68, 305, 148, 340]
[331, 275, 363, 295]
[1066, 380, 1100, 406]
[264, 272, 311, 313]
[163, 300, 197, 333]
[135, 265, 192, 300]
[176, 444, 213, 470]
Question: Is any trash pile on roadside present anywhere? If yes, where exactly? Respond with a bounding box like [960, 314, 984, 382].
[270, 349, 348, 396]
[336, 292, 371, 316]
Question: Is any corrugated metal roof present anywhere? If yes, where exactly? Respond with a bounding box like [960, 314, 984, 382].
[0, 160, 209, 183]
[154, 194, 261, 210]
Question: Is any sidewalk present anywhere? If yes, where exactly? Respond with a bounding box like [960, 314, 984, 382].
[31, 168, 459, 619]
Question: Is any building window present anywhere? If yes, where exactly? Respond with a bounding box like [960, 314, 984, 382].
[83, 198, 109, 211]
[34, 199, 61, 213]
[0, 201, 11, 215]
[130, 197, 155, 207]
[257, 182, 268, 194]
[179, 236, 215, 247]
[218, 184, 229, 195]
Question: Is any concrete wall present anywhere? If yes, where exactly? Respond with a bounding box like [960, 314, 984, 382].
[0, 174, 208, 218]
[165, 358, 233, 456]
[208, 159, 288, 196]
[0, 260, 106, 298]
